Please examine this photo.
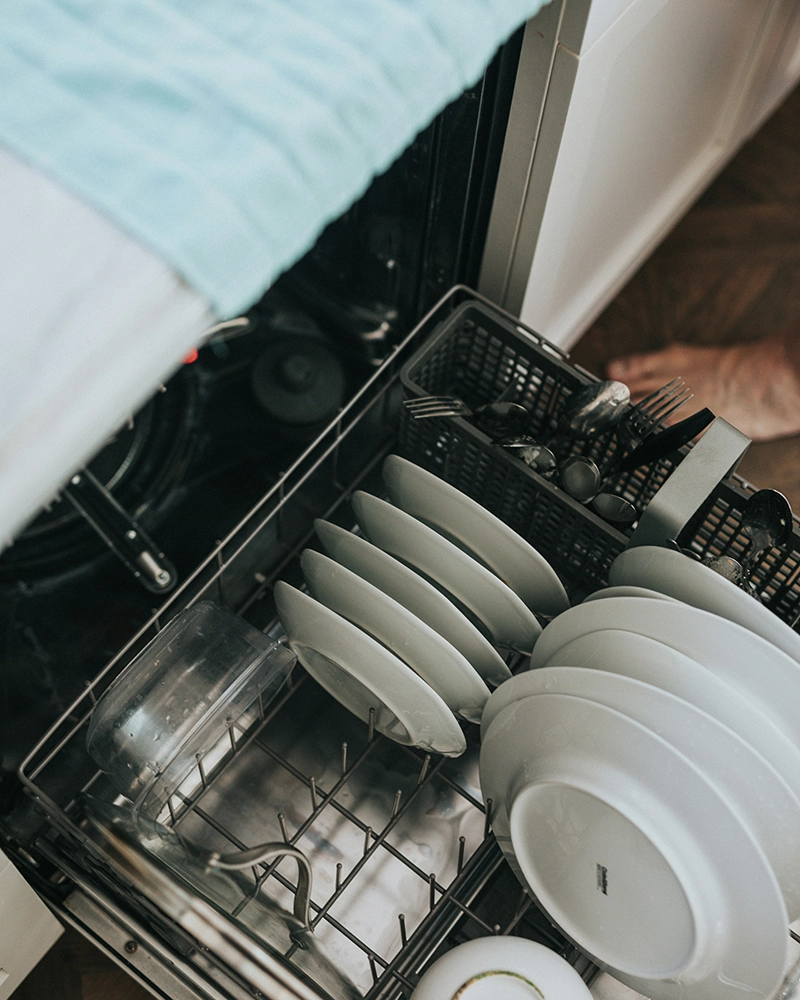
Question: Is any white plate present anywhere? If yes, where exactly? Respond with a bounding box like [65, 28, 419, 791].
[480, 665, 800, 918]
[528, 626, 800, 817]
[610, 545, 800, 665]
[382, 454, 569, 617]
[352, 491, 541, 653]
[480, 693, 788, 1000]
[529, 596, 800, 747]
[273, 582, 466, 756]
[411, 935, 593, 1000]
[582, 584, 677, 604]
[300, 549, 490, 723]
[313, 520, 510, 686]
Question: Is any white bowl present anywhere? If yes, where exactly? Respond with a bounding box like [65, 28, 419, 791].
[481, 666, 800, 919]
[529, 596, 800, 748]
[480, 693, 788, 1000]
[411, 935, 593, 1000]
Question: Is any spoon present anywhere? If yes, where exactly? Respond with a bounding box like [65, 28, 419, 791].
[473, 402, 530, 439]
[499, 437, 558, 477]
[548, 380, 630, 452]
[705, 554, 744, 585]
[590, 492, 638, 526]
[740, 489, 793, 578]
[559, 455, 601, 502]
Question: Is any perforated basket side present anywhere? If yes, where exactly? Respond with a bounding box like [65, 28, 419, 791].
[396, 412, 627, 598]
[680, 478, 800, 629]
[399, 300, 585, 439]
[397, 298, 688, 596]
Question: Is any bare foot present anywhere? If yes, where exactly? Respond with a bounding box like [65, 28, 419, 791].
[606, 325, 800, 442]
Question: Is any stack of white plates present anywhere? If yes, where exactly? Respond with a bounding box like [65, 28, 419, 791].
[479, 544, 800, 1000]
[274, 454, 568, 756]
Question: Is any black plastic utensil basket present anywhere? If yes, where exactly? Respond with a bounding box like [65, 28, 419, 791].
[397, 300, 676, 598]
[397, 296, 800, 623]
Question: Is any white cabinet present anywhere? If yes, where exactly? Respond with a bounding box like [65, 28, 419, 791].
[733, 0, 800, 145]
[0, 849, 63, 998]
[479, 0, 800, 350]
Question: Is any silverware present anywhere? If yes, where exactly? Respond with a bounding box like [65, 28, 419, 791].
[498, 437, 558, 476]
[611, 407, 715, 477]
[403, 395, 530, 438]
[503, 380, 629, 484]
[590, 492, 638, 526]
[705, 554, 744, 585]
[547, 380, 630, 455]
[740, 489, 793, 581]
[559, 455, 601, 502]
[614, 378, 693, 454]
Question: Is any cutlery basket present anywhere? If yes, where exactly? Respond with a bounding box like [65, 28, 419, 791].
[398, 297, 684, 599]
[398, 292, 800, 626]
[680, 477, 800, 628]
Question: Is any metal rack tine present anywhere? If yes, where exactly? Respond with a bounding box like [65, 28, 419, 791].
[369, 956, 379, 983]
[309, 776, 318, 811]
[417, 754, 431, 785]
[391, 789, 402, 820]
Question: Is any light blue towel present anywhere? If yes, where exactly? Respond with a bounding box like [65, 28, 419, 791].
[0, 0, 551, 316]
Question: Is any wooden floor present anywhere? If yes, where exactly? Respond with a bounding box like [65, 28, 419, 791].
[14, 81, 800, 1000]
[572, 81, 800, 509]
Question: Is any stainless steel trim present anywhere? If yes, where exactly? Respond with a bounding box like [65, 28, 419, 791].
[477, 2, 566, 309]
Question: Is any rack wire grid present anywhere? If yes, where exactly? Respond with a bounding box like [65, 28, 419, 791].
[16, 286, 800, 1000]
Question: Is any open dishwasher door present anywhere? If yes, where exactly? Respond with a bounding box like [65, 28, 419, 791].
[0, 849, 63, 999]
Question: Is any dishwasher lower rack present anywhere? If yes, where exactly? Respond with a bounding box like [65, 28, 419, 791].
[16, 287, 596, 1000]
[16, 286, 800, 1000]
[48, 669, 594, 1000]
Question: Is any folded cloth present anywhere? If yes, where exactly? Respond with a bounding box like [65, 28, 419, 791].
[0, 0, 551, 317]
[0, 145, 213, 548]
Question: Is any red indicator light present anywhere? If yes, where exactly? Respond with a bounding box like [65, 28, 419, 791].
[184, 347, 199, 364]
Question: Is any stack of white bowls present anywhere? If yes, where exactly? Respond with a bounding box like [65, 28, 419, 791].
[480, 544, 800, 1000]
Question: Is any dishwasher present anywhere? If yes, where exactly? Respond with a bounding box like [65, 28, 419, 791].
[4, 278, 800, 1000]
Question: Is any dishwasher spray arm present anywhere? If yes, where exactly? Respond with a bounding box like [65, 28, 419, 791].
[63, 468, 177, 593]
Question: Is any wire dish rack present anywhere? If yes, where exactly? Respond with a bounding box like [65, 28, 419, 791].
[15, 286, 800, 1000]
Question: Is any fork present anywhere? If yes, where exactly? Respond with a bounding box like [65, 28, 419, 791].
[602, 378, 693, 478]
[617, 378, 693, 452]
[403, 395, 480, 419]
[403, 394, 530, 438]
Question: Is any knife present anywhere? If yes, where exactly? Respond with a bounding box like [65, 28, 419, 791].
[614, 407, 715, 476]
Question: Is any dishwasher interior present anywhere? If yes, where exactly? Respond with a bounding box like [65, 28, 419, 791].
[10, 286, 800, 1000]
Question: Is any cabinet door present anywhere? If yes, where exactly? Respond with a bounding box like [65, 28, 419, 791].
[513, 0, 769, 348]
[0, 850, 63, 999]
